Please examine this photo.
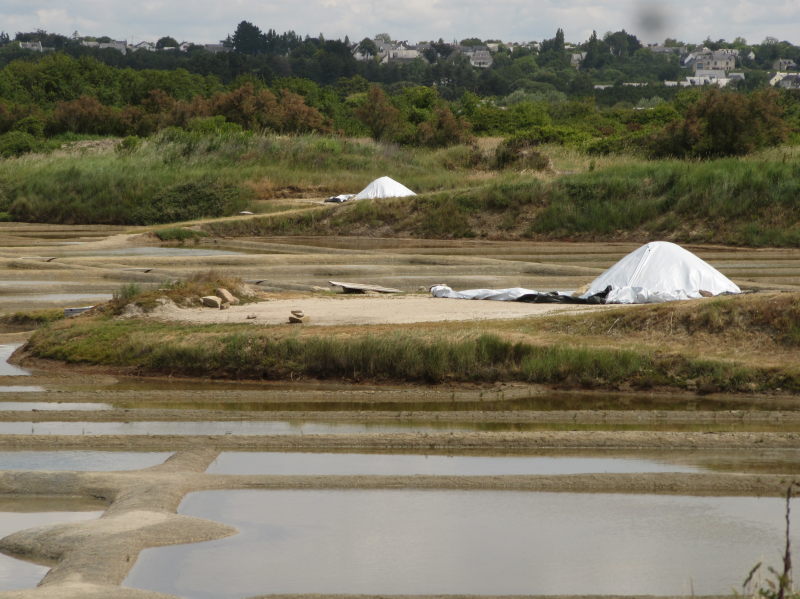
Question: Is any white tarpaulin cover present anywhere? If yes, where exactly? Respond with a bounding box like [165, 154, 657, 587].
[431, 285, 541, 301]
[353, 176, 416, 200]
[581, 241, 741, 304]
[430, 285, 595, 304]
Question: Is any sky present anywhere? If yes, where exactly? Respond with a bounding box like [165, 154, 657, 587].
[2, 0, 799, 47]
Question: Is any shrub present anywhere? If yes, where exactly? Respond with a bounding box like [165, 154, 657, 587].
[12, 116, 45, 138]
[415, 106, 473, 148]
[649, 88, 787, 158]
[112, 283, 142, 304]
[154, 227, 209, 242]
[134, 181, 244, 225]
[116, 136, 142, 154]
[494, 135, 551, 170]
[0, 131, 37, 157]
[185, 115, 243, 134]
[49, 96, 115, 135]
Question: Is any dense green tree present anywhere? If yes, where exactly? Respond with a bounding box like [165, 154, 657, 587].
[354, 85, 402, 140]
[231, 21, 265, 55]
[156, 37, 179, 50]
[357, 38, 378, 58]
[650, 88, 786, 158]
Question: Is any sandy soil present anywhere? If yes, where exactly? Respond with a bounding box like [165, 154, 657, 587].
[148, 293, 615, 326]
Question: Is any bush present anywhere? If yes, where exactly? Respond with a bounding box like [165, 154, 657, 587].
[116, 136, 142, 154]
[649, 88, 787, 158]
[415, 106, 473, 148]
[0, 131, 37, 157]
[154, 227, 209, 242]
[12, 116, 45, 138]
[185, 115, 243, 134]
[494, 135, 551, 170]
[134, 181, 244, 225]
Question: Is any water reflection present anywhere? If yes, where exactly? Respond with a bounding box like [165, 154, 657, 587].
[126, 490, 798, 597]
[0, 510, 101, 591]
[0, 451, 173, 471]
[109, 393, 800, 413]
[0, 419, 796, 435]
[206, 451, 702, 475]
[0, 345, 29, 376]
[0, 293, 111, 303]
[0, 401, 106, 409]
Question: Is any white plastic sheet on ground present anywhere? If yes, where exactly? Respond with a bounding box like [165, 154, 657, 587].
[353, 176, 416, 200]
[430, 285, 542, 301]
[581, 241, 741, 304]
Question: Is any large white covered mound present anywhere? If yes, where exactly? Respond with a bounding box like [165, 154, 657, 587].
[581, 241, 741, 304]
[353, 176, 416, 200]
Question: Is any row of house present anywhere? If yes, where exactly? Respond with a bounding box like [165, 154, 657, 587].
[15, 39, 228, 55]
[351, 38, 496, 68]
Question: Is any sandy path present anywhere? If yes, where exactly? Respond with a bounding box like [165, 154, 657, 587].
[150, 294, 613, 326]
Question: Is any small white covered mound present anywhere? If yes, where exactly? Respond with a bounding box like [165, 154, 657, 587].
[581, 241, 741, 304]
[353, 176, 416, 200]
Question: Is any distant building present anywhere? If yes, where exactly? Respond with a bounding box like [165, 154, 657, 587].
[81, 40, 127, 54]
[19, 41, 44, 52]
[465, 48, 493, 68]
[773, 58, 797, 71]
[387, 43, 421, 62]
[570, 52, 586, 68]
[648, 44, 684, 55]
[776, 74, 800, 89]
[130, 41, 156, 52]
[692, 50, 736, 72]
[695, 69, 727, 80]
[203, 43, 230, 54]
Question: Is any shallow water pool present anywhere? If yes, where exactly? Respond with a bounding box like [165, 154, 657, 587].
[0, 451, 173, 471]
[126, 490, 798, 597]
[0, 510, 101, 591]
[206, 451, 703, 475]
[0, 345, 28, 376]
[0, 401, 107, 409]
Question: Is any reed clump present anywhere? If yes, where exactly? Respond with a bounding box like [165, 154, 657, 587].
[0, 309, 64, 329]
[105, 271, 257, 314]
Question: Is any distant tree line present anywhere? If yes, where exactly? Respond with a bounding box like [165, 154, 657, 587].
[0, 24, 799, 159]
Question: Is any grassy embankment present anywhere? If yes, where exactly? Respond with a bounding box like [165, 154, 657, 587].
[1, 131, 799, 247]
[206, 146, 800, 247]
[0, 131, 478, 225]
[23, 287, 800, 394]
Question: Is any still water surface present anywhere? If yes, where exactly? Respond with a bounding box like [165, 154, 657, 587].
[206, 451, 702, 475]
[0, 451, 173, 471]
[0, 419, 796, 435]
[0, 401, 106, 409]
[126, 490, 798, 597]
[0, 510, 101, 591]
[0, 345, 28, 376]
